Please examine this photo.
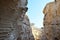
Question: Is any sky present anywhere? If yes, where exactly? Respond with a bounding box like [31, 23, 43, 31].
[26, 0, 54, 28]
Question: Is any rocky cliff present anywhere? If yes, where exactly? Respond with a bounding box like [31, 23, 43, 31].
[43, 0, 60, 40]
[0, 0, 34, 40]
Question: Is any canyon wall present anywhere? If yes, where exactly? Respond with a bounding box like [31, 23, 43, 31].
[0, 0, 34, 40]
[43, 1, 60, 40]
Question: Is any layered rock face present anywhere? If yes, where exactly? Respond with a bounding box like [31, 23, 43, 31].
[43, 0, 60, 40]
[0, 0, 34, 40]
[0, 0, 19, 40]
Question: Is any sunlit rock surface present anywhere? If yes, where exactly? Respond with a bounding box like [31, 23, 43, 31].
[0, 0, 34, 40]
[31, 26, 43, 40]
[43, 0, 60, 40]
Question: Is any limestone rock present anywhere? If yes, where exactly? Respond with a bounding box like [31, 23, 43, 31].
[0, 0, 34, 40]
[43, 0, 60, 40]
[0, 0, 19, 40]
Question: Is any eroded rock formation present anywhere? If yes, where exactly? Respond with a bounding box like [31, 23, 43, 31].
[43, 0, 60, 40]
[17, 15, 34, 40]
[0, 0, 34, 40]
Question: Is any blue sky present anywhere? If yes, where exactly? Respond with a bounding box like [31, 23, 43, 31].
[26, 0, 54, 28]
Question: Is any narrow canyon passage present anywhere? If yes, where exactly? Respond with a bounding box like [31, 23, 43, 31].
[0, 0, 60, 40]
